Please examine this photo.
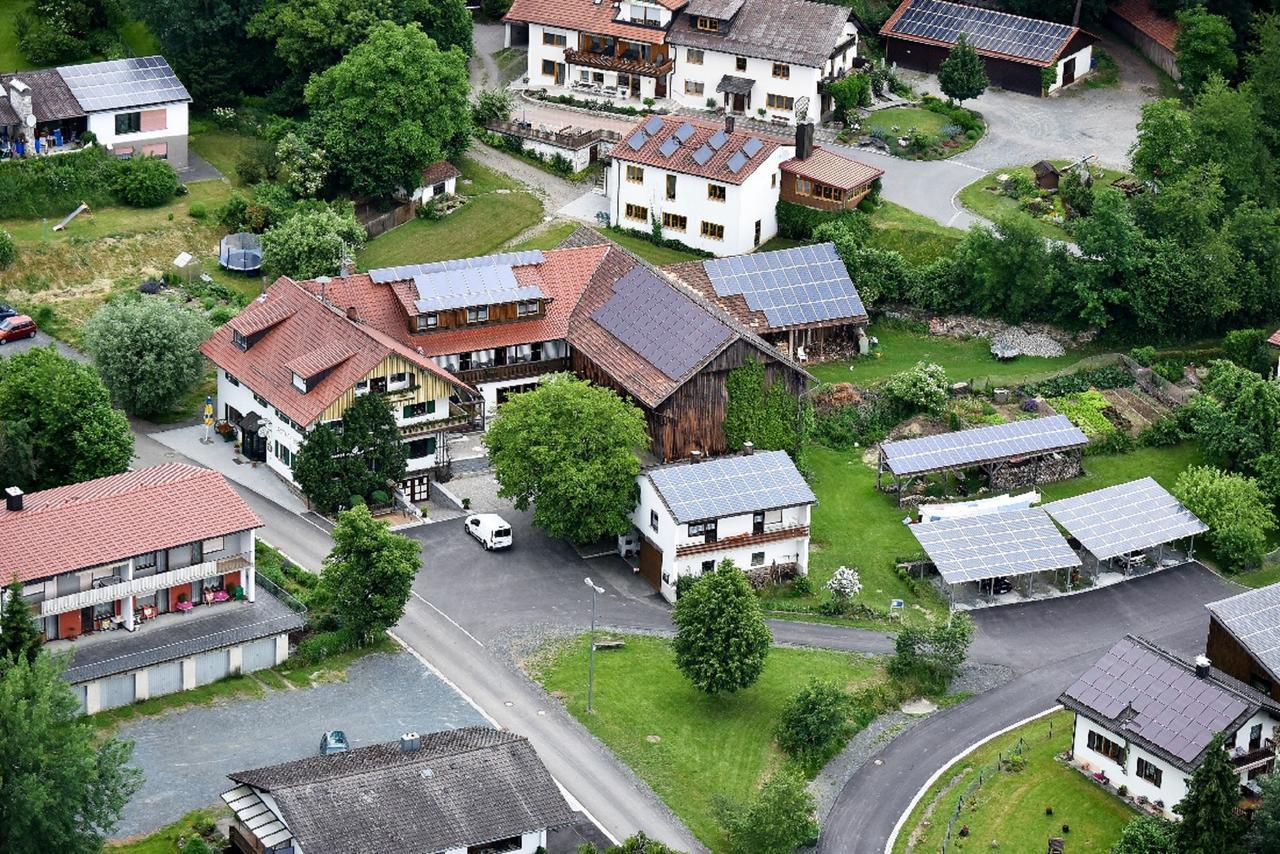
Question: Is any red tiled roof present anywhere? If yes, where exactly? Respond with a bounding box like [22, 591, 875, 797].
[227, 298, 296, 336]
[201, 279, 471, 427]
[1268, 328, 1280, 347]
[420, 160, 462, 185]
[780, 147, 883, 191]
[285, 341, 357, 379]
[503, 0, 669, 43]
[0, 463, 262, 584]
[610, 115, 787, 185]
[1109, 0, 1178, 52]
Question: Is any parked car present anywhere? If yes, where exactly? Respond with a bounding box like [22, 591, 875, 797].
[0, 303, 17, 321]
[319, 730, 349, 755]
[465, 513, 513, 550]
[0, 314, 37, 344]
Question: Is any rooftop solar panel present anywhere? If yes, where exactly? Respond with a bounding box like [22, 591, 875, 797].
[368, 250, 543, 284]
[659, 137, 680, 158]
[702, 242, 865, 330]
[707, 130, 729, 151]
[910, 507, 1080, 584]
[1043, 477, 1208, 560]
[643, 115, 665, 136]
[742, 137, 763, 157]
[627, 130, 650, 151]
[1206, 585, 1280, 684]
[888, 0, 1075, 64]
[647, 449, 816, 523]
[56, 56, 190, 112]
[726, 151, 748, 174]
[691, 145, 714, 165]
[882, 415, 1088, 476]
[591, 266, 732, 381]
[410, 264, 545, 313]
[674, 122, 696, 143]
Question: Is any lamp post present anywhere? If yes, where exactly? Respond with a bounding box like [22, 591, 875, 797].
[584, 577, 605, 713]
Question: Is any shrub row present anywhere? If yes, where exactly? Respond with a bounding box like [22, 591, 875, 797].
[1019, 364, 1132, 398]
[0, 145, 180, 218]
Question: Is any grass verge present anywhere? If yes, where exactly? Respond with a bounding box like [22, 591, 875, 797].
[956, 160, 1130, 242]
[860, 106, 981, 160]
[512, 221, 580, 250]
[867, 201, 967, 265]
[108, 806, 229, 853]
[356, 192, 543, 269]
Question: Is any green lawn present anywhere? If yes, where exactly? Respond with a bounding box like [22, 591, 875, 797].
[860, 106, 981, 159]
[357, 192, 543, 269]
[604, 228, 706, 265]
[957, 161, 1131, 241]
[533, 634, 885, 850]
[809, 321, 1108, 389]
[189, 124, 269, 187]
[893, 710, 1136, 853]
[867, 201, 967, 265]
[1236, 564, 1280, 589]
[512, 220, 580, 251]
[108, 808, 228, 853]
[0, 0, 32, 71]
[1039, 444, 1205, 502]
[457, 155, 521, 195]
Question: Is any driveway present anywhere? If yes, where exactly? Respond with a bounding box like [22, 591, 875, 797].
[0, 329, 87, 362]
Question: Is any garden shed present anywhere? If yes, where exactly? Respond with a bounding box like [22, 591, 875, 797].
[1032, 160, 1060, 190]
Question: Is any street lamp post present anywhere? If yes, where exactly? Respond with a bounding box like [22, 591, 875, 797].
[584, 577, 605, 713]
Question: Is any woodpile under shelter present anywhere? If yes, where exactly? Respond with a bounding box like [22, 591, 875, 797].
[880, 0, 1098, 96]
[877, 415, 1089, 505]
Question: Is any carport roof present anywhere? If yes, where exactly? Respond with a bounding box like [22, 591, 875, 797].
[1043, 477, 1207, 561]
[910, 506, 1080, 584]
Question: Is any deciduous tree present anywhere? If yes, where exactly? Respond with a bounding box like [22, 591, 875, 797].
[1110, 814, 1177, 854]
[1173, 465, 1276, 571]
[937, 34, 988, 105]
[319, 503, 421, 643]
[721, 769, 818, 854]
[1176, 8, 1237, 92]
[672, 559, 771, 695]
[293, 392, 407, 512]
[1175, 731, 1246, 854]
[261, 206, 365, 279]
[775, 679, 852, 768]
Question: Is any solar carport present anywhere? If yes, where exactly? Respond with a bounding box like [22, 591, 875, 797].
[878, 415, 1088, 505]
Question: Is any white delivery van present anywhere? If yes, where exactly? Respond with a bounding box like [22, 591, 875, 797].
[464, 513, 513, 550]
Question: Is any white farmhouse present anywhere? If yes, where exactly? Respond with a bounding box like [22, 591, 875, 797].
[1060, 635, 1280, 817]
[632, 447, 815, 602]
[667, 0, 859, 121]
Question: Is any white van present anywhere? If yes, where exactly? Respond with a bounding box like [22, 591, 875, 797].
[464, 513, 513, 550]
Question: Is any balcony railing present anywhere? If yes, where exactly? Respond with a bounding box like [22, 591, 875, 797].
[675, 524, 810, 558]
[564, 48, 673, 77]
[38, 555, 251, 618]
[1230, 739, 1276, 768]
[456, 357, 569, 386]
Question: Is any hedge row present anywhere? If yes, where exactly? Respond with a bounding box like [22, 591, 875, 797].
[0, 145, 179, 218]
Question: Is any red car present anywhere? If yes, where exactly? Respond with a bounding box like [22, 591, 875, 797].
[0, 314, 37, 344]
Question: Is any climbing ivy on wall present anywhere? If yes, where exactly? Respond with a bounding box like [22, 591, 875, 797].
[724, 358, 806, 459]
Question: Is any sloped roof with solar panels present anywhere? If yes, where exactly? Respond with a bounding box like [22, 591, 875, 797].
[1206, 584, 1280, 687]
[1043, 477, 1207, 560]
[646, 449, 816, 523]
[881, 0, 1089, 66]
[56, 56, 190, 112]
[367, 251, 548, 314]
[910, 506, 1080, 584]
[882, 415, 1088, 477]
[611, 114, 785, 185]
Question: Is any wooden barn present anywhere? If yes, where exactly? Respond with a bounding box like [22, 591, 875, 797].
[880, 0, 1098, 96]
[563, 230, 811, 461]
[1206, 584, 1280, 703]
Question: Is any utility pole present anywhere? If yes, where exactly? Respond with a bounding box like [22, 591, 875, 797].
[584, 577, 604, 713]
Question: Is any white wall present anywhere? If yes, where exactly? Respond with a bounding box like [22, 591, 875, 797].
[1048, 44, 1093, 93]
[89, 101, 189, 162]
[671, 49, 823, 123]
[526, 23, 578, 87]
[412, 175, 457, 203]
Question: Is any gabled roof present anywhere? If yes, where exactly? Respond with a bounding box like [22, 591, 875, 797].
[56, 55, 190, 112]
[1207, 584, 1280, 687]
[0, 463, 262, 584]
[669, 0, 852, 68]
[200, 279, 472, 427]
[0, 70, 82, 122]
[881, 0, 1091, 67]
[780, 147, 884, 191]
[609, 115, 786, 185]
[503, 0, 670, 44]
[421, 160, 462, 185]
[646, 449, 815, 522]
[1108, 0, 1178, 52]
[226, 728, 573, 854]
[1059, 635, 1280, 772]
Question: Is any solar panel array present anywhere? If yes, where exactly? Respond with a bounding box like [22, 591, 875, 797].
[659, 137, 680, 158]
[708, 130, 729, 151]
[890, 0, 1075, 63]
[643, 115, 665, 136]
[910, 507, 1080, 584]
[1207, 585, 1280, 684]
[674, 122, 696, 143]
[1062, 637, 1251, 766]
[742, 137, 763, 158]
[57, 56, 190, 112]
[410, 264, 545, 313]
[692, 145, 714, 165]
[592, 266, 732, 381]
[647, 449, 816, 523]
[702, 242, 865, 328]
[882, 415, 1088, 476]
[368, 250, 544, 284]
[727, 151, 748, 174]
[627, 130, 649, 151]
[1043, 477, 1208, 560]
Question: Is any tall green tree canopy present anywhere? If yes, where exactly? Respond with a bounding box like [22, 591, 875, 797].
[82, 296, 213, 419]
[671, 559, 772, 695]
[0, 580, 41, 665]
[261, 206, 365, 279]
[1173, 465, 1276, 571]
[0, 653, 142, 853]
[293, 392, 407, 513]
[1176, 8, 1238, 92]
[319, 504, 421, 643]
[1247, 771, 1280, 853]
[484, 374, 648, 544]
[1175, 731, 1246, 854]
[937, 34, 989, 104]
[0, 347, 132, 491]
[303, 21, 471, 197]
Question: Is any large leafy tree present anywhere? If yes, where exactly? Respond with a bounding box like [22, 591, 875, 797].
[721, 769, 818, 854]
[0, 347, 132, 491]
[888, 613, 974, 692]
[484, 374, 648, 544]
[1174, 465, 1276, 571]
[1110, 815, 1177, 854]
[261, 206, 365, 279]
[1130, 98, 1195, 183]
[1247, 771, 1280, 854]
[293, 392, 407, 513]
[0, 653, 143, 853]
[672, 559, 772, 695]
[1176, 7, 1238, 92]
[1175, 731, 1246, 854]
[303, 21, 471, 198]
[775, 679, 852, 770]
[937, 33, 988, 105]
[0, 579, 41, 665]
[82, 297, 212, 419]
[319, 504, 421, 643]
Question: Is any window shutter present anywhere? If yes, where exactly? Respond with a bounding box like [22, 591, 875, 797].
[427, 400, 436, 414]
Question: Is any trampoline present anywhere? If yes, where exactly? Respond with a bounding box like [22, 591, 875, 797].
[220, 232, 262, 273]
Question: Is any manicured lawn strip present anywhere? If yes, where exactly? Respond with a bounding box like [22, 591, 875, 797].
[356, 192, 543, 269]
[189, 126, 268, 187]
[457, 155, 521, 195]
[533, 634, 885, 851]
[108, 807, 229, 853]
[893, 710, 1135, 853]
[1236, 564, 1280, 588]
[512, 220, 580, 250]
[604, 228, 706, 265]
[956, 160, 1131, 242]
[1038, 444, 1205, 501]
[867, 201, 967, 265]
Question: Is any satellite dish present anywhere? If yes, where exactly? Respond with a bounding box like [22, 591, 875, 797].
[24, 114, 36, 128]
[257, 425, 269, 438]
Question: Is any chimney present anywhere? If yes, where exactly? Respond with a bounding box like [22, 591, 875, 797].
[796, 122, 815, 161]
[690, 450, 702, 464]
[743, 441, 754, 456]
[724, 115, 735, 134]
[345, 305, 359, 322]
[1195, 655, 1211, 678]
[399, 731, 422, 753]
[9, 79, 33, 143]
[4, 486, 23, 512]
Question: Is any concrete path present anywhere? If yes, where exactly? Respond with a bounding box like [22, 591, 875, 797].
[149, 424, 310, 516]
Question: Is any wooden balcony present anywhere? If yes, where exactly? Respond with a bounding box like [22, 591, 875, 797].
[675, 524, 810, 558]
[564, 48, 673, 77]
[38, 555, 251, 618]
[1230, 739, 1275, 768]
[455, 356, 569, 386]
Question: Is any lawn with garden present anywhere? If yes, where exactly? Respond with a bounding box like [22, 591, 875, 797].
[854, 98, 984, 160]
[957, 161, 1131, 241]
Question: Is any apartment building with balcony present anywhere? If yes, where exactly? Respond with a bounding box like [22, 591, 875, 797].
[1, 464, 304, 713]
[667, 0, 859, 121]
[504, 0, 682, 101]
[630, 447, 815, 601]
[201, 277, 479, 502]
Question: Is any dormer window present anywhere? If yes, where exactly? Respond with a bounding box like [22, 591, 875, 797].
[467, 306, 489, 324]
[695, 16, 719, 31]
[415, 313, 438, 331]
[292, 372, 308, 393]
[516, 300, 540, 317]
[233, 330, 248, 351]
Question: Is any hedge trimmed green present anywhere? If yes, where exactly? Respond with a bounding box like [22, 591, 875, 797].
[0, 146, 181, 217]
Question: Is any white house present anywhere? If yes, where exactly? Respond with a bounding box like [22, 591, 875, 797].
[1060, 635, 1280, 817]
[631, 447, 815, 602]
[222, 728, 574, 854]
[0, 56, 190, 167]
[668, 0, 859, 121]
[609, 114, 793, 255]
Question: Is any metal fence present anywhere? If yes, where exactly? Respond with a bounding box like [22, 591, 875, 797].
[257, 574, 307, 616]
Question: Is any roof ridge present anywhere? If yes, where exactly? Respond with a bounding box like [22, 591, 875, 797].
[10, 462, 215, 515]
[1124, 634, 1279, 709]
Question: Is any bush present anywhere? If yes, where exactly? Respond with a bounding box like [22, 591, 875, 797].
[548, 153, 573, 176]
[472, 87, 514, 125]
[1001, 172, 1036, 200]
[188, 201, 208, 221]
[218, 190, 250, 231]
[295, 627, 359, 663]
[1221, 328, 1270, 375]
[776, 200, 868, 241]
[829, 73, 872, 118]
[1020, 365, 1132, 397]
[0, 229, 15, 270]
[1129, 345, 1157, 366]
[1174, 466, 1277, 571]
[825, 566, 862, 600]
[882, 361, 949, 415]
[0, 145, 121, 218]
[674, 572, 702, 601]
[775, 679, 852, 768]
[261, 207, 366, 278]
[114, 156, 179, 207]
[791, 574, 813, 596]
[1139, 415, 1186, 447]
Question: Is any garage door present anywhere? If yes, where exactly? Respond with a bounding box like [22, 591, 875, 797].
[194, 648, 231, 685]
[147, 660, 183, 697]
[100, 672, 136, 711]
[241, 636, 278, 673]
[638, 539, 663, 593]
[72, 683, 88, 714]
